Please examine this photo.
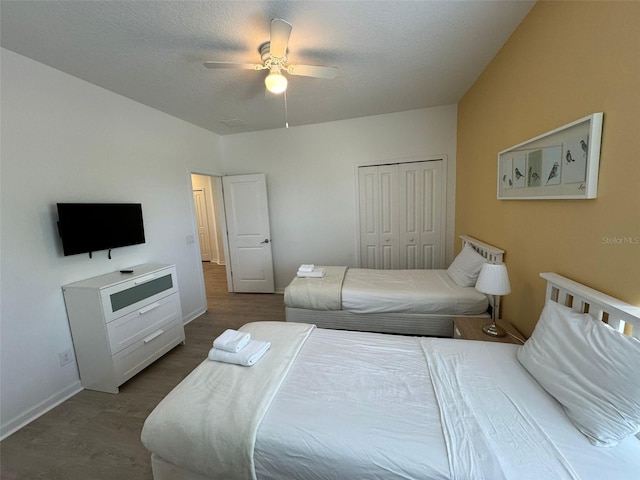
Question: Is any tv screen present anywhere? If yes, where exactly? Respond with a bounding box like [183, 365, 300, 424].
[57, 203, 145, 256]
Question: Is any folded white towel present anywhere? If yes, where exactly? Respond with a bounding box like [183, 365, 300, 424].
[213, 329, 251, 353]
[298, 264, 315, 273]
[208, 339, 271, 366]
[297, 268, 325, 278]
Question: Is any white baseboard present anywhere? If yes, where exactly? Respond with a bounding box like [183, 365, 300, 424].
[182, 306, 206, 325]
[1, 381, 82, 441]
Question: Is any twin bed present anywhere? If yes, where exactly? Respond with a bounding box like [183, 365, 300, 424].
[284, 235, 505, 337]
[141, 272, 640, 480]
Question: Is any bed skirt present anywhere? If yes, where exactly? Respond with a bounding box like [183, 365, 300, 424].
[284, 307, 486, 337]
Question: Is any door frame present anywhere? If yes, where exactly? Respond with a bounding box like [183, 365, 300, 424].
[353, 155, 451, 268]
[192, 187, 213, 262]
[186, 169, 233, 311]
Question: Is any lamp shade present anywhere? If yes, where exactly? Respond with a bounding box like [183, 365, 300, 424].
[475, 262, 511, 296]
[265, 71, 288, 94]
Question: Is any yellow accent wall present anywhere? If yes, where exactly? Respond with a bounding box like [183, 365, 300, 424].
[456, 1, 640, 336]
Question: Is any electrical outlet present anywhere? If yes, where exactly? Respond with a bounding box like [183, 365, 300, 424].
[58, 348, 74, 366]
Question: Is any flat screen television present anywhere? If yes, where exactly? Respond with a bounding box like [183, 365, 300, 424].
[57, 203, 145, 256]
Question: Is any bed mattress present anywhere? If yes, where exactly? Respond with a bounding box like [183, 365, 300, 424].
[341, 268, 488, 315]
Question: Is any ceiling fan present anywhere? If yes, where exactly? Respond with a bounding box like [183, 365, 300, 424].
[204, 18, 339, 95]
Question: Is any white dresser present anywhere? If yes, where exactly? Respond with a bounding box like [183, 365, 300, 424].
[62, 263, 185, 393]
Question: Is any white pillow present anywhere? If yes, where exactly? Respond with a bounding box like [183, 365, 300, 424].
[517, 301, 640, 447]
[446, 245, 487, 287]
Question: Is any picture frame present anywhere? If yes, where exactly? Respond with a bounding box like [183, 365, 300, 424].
[497, 113, 603, 200]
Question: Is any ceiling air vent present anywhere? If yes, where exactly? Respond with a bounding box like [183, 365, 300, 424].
[219, 118, 248, 129]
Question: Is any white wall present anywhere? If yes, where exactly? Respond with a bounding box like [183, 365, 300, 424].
[0, 49, 221, 438]
[221, 106, 458, 291]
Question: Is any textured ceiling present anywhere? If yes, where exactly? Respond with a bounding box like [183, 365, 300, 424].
[0, 0, 535, 135]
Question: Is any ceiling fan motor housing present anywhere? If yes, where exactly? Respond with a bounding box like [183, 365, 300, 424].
[260, 42, 287, 67]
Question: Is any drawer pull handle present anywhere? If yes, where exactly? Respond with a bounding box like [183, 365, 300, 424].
[143, 330, 164, 343]
[134, 274, 156, 285]
[138, 302, 160, 315]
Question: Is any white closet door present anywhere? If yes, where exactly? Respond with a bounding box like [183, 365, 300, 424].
[398, 161, 445, 269]
[358, 166, 380, 268]
[398, 163, 420, 269]
[378, 165, 399, 269]
[358, 165, 399, 269]
[359, 160, 446, 270]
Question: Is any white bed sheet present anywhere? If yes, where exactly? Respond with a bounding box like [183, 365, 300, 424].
[255, 328, 640, 480]
[341, 269, 488, 315]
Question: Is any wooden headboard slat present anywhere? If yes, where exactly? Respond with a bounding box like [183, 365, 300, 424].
[459, 235, 504, 264]
[541, 272, 640, 340]
[458, 235, 505, 319]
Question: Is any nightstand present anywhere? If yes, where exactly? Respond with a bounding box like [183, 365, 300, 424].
[453, 317, 525, 344]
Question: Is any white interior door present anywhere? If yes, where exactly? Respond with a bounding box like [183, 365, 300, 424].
[222, 173, 275, 293]
[193, 188, 212, 262]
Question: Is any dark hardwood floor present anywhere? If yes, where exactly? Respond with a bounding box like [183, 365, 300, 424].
[0, 263, 285, 479]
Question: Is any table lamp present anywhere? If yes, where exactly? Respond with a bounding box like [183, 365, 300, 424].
[475, 262, 511, 337]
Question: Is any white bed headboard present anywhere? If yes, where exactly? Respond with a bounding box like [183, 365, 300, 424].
[459, 235, 505, 320]
[460, 235, 504, 263]
[541, 272, 640, 340]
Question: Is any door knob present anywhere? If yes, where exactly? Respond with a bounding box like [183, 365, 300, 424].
[260, 239, 270, 244]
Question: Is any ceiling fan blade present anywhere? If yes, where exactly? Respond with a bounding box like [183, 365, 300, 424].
[287, 64, 339, 80]
[270, 19, 292, 58]
[204, 61, 264, 70]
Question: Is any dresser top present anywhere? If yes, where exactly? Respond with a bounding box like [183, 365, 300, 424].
[63, 263, 174, 290]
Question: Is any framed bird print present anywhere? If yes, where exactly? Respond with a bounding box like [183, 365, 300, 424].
[497, 112, 603, 199]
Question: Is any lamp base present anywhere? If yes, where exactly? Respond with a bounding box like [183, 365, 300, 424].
[482, 322, 506, 338]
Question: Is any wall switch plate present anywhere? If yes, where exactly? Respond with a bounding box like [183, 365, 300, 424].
[59, 348, 74, 366]
[185, 234, 195, 245]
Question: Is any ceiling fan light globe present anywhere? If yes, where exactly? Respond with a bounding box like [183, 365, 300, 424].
[265, 71, 288, 94]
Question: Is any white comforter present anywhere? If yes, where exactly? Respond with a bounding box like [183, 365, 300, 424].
[422, 340, 579, 480]
[341, 268, 488, 315]
[143, 326, 640, 480]
[255, 329, 640, 480]
[284, 267, 489, 315]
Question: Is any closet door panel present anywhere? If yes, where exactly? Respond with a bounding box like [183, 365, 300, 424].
[378, 165, 399, 269]
[363, 245, 377, 269]
[420, 162, 445, 268]
[398, 163, 422, 269]
[423, 244, 436, 269]
[405, 244, 419, 269]
[359, 166, 380, 268]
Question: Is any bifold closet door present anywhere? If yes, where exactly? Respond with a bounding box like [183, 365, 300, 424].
[358, 165, 399, 269]
[398, 161, 445, 269]
[359, 160, 445, 269]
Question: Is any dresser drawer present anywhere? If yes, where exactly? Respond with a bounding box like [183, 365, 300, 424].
[101, 267, 178, 322]
[113, 319, 185, 385]
[107, 292, 181, 355]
